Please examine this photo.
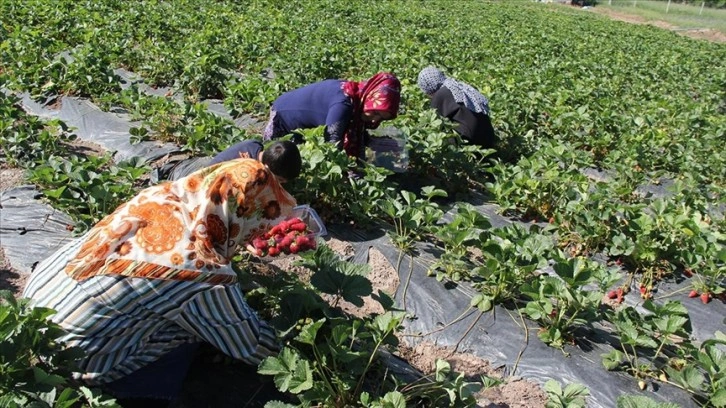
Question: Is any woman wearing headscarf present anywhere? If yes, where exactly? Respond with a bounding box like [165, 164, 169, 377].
[417, 66, 497, 150]
[263, 72, 401, 160]
[23, 159, 297, 406]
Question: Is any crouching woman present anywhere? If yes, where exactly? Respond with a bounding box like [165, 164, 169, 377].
[23, 158, 297, 407]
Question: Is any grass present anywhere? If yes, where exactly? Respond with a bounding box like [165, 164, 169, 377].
[597, 0, 726, 33]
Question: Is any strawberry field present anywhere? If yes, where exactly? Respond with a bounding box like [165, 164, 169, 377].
[1, 1, 725, 407]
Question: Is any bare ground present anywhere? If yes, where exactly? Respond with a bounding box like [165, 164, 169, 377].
[586, 6, 726, 43]
[0, 166, 28, 296]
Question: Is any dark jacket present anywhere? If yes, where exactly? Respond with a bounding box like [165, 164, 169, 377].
[431, 87, 497, 149]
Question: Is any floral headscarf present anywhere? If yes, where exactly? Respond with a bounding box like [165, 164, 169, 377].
[341, 72, 401, 158]
[417, 66, 490, 115]
[64, 159, 296, 284]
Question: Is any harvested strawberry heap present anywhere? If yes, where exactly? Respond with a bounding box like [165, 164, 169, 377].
[248, 217, 317, 257]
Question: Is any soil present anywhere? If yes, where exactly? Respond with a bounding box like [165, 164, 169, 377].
[586, 6, 726, 43]
[0, 166, 28, 297]
[0, 247, 27, 297]
[0, 166, 26, 191]
[398, 342, 548, 408]
[62, 138, 108, 157]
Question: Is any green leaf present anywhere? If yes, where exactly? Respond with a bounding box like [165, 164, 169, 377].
[602, 350, 624, 370]
[667, 365, 705, 392]
[294, 318, 325, 346]
[616, 395, 679, 408]
[258, 348, 313, 394]
[710, 388, 726, 408]
[377, 390, 406, 408]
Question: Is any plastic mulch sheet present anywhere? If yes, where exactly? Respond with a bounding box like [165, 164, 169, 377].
[0, 186, 75, 275]
[327, 215, 702, 408]
[17, 92, 181, 164]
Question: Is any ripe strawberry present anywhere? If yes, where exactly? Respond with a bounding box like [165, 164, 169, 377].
[700, 293, 711, 304]
[295, 235, 310, 247]
[615, 288, 624, 304]
[252, 238, 268, 250]
[607, 290, 617, 299]
[289, 222, 307, 232]
[289, 242, 299, 254]
[688, 290, 698, 298]
[279, 235, 294, 249]
[267, 247, 280, 257]
[639, 286, 646, 295]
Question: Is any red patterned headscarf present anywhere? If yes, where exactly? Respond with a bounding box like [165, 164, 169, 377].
[64, 159, 297, 284]
[341, 72, 401, 158]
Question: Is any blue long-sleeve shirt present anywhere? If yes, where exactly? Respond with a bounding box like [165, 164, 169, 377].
[272, 79, 353, 144]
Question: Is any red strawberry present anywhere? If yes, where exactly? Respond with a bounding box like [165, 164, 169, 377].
[289, 242, 299, 254]
[700, 293, 711, 304]
[296, 235, 310, 246]
[252, 238, 268, 250]
[688, 290, 698, 298]
[607, 290, 617, 299]
[615, 288, 624, 304]
[280, 235, 294, 249]
[289, 222, 307, 232]
[267, 247, 280, 256]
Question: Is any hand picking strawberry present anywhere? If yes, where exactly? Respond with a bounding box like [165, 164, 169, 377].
[246, 217, 317, 257]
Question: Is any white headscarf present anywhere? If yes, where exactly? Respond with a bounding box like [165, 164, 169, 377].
[417, 66, 490, 116]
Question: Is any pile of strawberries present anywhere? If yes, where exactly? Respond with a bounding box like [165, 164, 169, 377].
[248, 217, 317, 257]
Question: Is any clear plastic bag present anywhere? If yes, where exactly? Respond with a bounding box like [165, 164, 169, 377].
[290, 205, 327, 237]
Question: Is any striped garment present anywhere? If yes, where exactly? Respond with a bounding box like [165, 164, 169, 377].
[22, 233, 279, 385]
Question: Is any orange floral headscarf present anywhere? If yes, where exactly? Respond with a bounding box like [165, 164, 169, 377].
[64, 159, 297, 284]
[341, 72, 401, 158]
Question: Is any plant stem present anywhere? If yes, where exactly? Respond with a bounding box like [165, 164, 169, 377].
[453, 309, 484, 353]
[512, 306, 529, 376]
[401, 251, 414, 312]
[400, 305, 475, 338]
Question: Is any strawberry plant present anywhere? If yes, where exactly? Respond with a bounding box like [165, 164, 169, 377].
[0, 91, 77, 168]
[378, 187, 446, 310]
[0, 291, 119, 408]
[665, 331, 726, 408]
[520, 257, 615, 349]
[245, 245, 480, 407]
[602, 301, 693, 389]
[486, 141, 592, 221]
[544, 379, 590, 408]
[400, 110, 490, 198]
[428, 204, 492, 282]
[288, 127, 394, 226]
[469, 224, 555, 311]
[28, 154, 148, 231]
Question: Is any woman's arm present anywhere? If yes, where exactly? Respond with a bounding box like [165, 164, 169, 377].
[324, 102, 354, 146]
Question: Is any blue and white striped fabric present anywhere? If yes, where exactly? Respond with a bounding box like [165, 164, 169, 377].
[22, 236, 279, 385]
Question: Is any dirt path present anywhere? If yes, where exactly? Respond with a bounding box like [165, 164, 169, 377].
[586, 6, 726, 43]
